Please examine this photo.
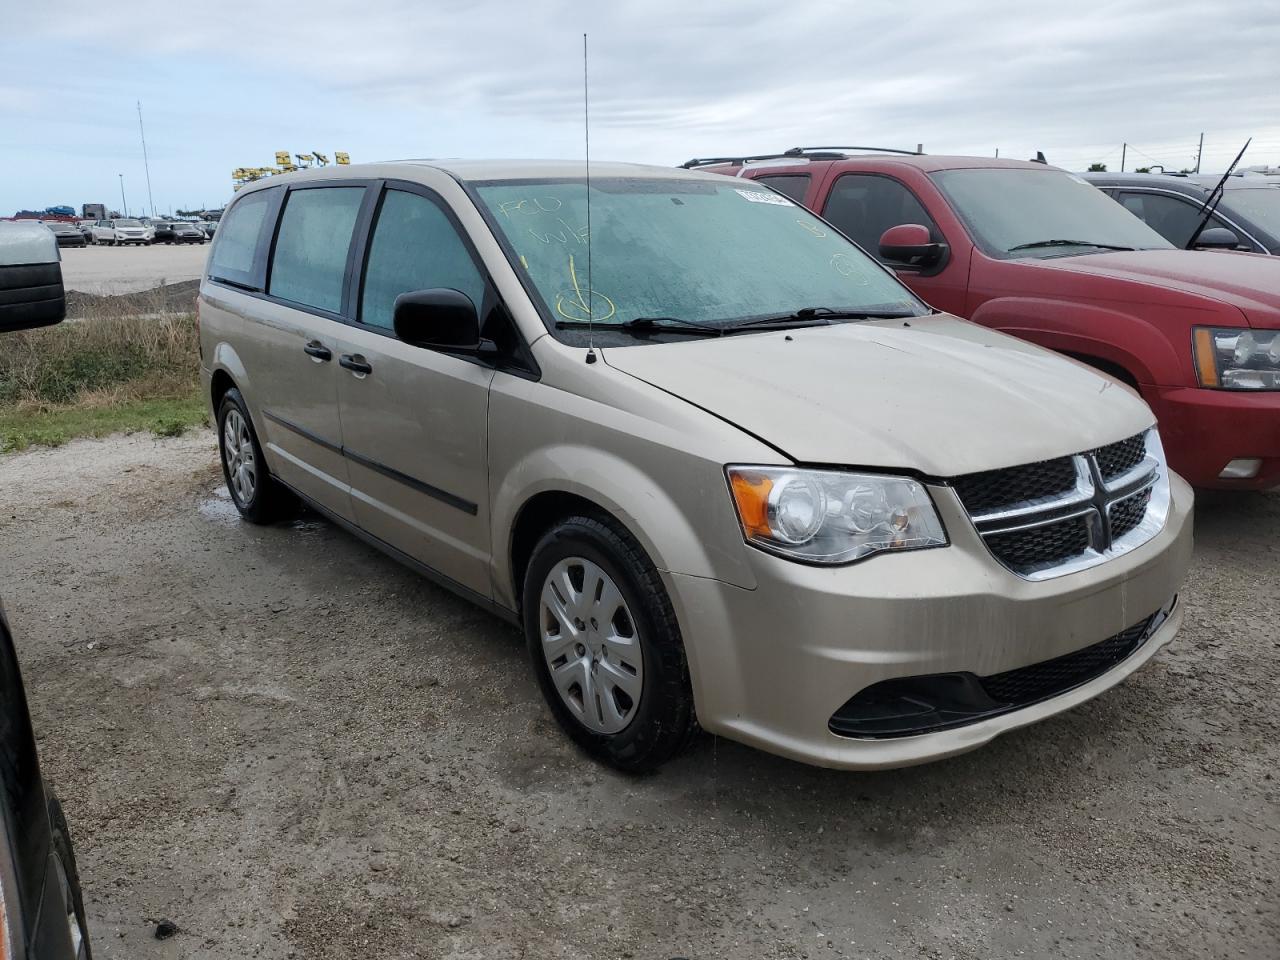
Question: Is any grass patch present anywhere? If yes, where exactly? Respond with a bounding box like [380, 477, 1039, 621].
[0, 308, 206, 452]
[0, 393, 208, 452]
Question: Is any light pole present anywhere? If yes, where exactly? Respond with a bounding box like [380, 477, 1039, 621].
[118, 173, 128, 217]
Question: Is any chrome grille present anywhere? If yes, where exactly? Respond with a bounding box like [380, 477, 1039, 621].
[952, 429, 1170, 580]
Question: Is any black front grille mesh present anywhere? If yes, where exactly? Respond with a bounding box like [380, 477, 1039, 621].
[1109, 487, 1152, 540]
[984, 514, 1091, 572]
[981, 611, 1158, 704]
[952, 457, 1077, 515]
[1094, 434, 1147, 480]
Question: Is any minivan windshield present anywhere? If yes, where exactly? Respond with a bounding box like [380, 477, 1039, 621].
[474, 177, 926, 338]
[932, 168, 1174, 259]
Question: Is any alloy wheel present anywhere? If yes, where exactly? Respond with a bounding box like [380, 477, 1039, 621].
[222, 409, 257, 506]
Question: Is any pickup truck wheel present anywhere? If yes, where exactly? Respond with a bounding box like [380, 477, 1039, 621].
[217, 388, 297, 524]
[47, 793, 93, 959]
[523, 515, 698, 772]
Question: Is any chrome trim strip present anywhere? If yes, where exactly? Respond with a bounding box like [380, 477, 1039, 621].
[969, 457, 1094, 525]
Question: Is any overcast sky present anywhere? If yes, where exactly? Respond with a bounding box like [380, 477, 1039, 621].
[3, 0, 1278, 216]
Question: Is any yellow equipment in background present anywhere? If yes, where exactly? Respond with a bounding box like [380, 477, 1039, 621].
[232, 150, 351, 189]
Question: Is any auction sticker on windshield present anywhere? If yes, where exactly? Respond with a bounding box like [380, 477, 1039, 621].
[735, 188, 792, 205]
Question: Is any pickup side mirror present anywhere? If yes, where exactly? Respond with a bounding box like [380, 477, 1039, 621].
[878, 223, 948, 268]
[0, 222, 65, 333]
[392, 288, 495, 356]
[1192, 226, 1241, 250]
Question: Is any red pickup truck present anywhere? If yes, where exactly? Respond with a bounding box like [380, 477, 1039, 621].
[690, 149, 1280, 490]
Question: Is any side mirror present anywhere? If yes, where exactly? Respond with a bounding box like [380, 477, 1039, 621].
[1193, 226, 1240, 250]
[0, 221, 65, 333]
[878, 223, 947, 268]
[392, 288, 494, 355]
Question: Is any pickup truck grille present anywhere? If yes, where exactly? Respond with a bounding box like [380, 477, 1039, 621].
[951, 430, 1169, 580]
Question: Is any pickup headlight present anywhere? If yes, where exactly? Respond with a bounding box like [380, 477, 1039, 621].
[726, 466, 947, 564]
[1193, 327, 1280, 390]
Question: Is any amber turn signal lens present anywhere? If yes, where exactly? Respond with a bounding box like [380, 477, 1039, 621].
[1193, 327, 1220, 387]
[729, 469, 773, 539]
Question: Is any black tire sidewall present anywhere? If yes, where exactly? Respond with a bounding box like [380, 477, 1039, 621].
[46, 792, 93, 959]
[523, 516, 693, 771]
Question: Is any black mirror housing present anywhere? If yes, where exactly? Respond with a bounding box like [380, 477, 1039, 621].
[1193, 226, 1240, 250]
[393, 288, 485, 352]
[0, 222, 65, 333]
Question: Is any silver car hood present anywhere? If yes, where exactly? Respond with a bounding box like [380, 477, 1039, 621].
[602, 314, 1155, 476]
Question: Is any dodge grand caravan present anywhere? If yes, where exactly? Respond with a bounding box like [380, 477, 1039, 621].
[198, 161, 1192, 771]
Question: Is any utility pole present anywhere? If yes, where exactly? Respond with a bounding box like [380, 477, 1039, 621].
[118, 173, 127, 217]
[1195, 132, 1204, 173]
[995, 147, 1000, 158]
[1121, 143, 1127, 172]
[137, 100, 155, 217]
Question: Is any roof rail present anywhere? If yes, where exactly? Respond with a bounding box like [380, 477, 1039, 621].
[680, 144, 923, 169]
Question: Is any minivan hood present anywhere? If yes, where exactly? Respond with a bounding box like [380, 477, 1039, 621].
[602, 315, 1154, 476]
[1029, 249, 1280, 328]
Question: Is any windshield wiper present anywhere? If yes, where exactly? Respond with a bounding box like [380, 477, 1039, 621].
[1008, 239, 1135, 253]
[554, 316, 723, 336]
[723, 306, 918, 331]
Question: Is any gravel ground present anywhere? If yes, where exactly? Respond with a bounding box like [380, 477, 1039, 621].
[0, 432, 1276, 959]
[57, 243, 208, 295]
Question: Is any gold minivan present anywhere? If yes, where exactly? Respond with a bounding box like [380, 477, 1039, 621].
[198, 160, 1193, 771]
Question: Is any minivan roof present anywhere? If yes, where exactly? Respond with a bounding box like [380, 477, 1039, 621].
[233, 159, 716, 195]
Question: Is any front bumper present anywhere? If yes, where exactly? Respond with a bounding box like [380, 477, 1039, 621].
[666, 473, 1193, 769]
[1147, 384, 1280, 490]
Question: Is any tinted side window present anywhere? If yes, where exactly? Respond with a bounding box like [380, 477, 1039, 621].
[1116, 192, 1219, 247]
[359, 189, 486, 330]
[823, 174, 942, 259]
[268, 187, 365, 312]
[209, 189, 276, 287]
[755, 174, 810, 203]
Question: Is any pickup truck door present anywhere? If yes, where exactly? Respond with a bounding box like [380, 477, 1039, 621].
[812, 170, 972, 318]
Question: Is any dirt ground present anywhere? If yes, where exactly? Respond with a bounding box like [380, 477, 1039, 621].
[0, 432, 1275, 959]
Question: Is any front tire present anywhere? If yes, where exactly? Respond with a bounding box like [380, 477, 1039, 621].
[217, 387, 297, 524]
[523, 514, 698, 772]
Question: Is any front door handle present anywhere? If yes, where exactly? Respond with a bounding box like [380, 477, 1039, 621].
[339, 354, 373, 376]
[303, 340, 332, 362]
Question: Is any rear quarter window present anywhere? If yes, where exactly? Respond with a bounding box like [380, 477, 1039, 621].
[754, 174, 811, 203]
[208, 187, 280, 289]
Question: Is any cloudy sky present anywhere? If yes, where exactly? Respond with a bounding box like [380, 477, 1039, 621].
[3, 0, 1278, 216]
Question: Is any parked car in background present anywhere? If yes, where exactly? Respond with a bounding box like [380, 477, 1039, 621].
[198, 160, 1190, 772]
[0, 221, 93, 959]
[40, 222, 86, 248]
[200, 220, 217, 239]
[88, 219, 150, 246]
[1083, 172, 1280, 255]
[170, 221, 207, 244]
[75, 221, 96, 243]
[695, 149, 1280, 490]
[151, 221, 177, 244]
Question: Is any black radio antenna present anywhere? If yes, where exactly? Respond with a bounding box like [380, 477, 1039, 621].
[1186, 138, 1250, 249]
[583, 33, 597, 364]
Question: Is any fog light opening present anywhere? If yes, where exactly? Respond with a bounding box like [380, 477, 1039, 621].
[1219, 458, 1262, 480]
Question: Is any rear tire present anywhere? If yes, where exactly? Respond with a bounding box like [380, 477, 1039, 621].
[217, 387, 297, 524]
[523, 514, 698, 772]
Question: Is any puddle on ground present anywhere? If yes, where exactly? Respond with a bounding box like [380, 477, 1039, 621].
[197, 485, 326, 532]
[197, 486, 239, 524]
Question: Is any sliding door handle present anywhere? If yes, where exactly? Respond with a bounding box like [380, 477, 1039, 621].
[339, 354, 373, 376]
[303, 341, 332, 362]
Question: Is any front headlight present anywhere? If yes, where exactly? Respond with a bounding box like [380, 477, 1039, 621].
[1193, 326, 1280, 390]
[726, 466, 947, 564]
